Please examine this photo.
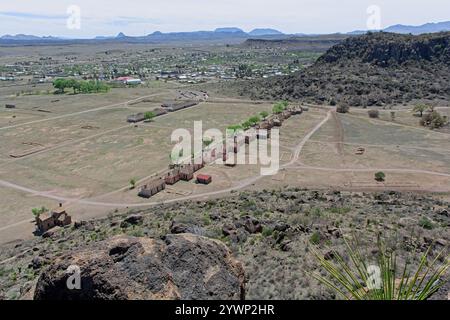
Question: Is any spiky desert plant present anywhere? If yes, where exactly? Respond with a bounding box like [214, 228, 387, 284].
[310, 235, 449, 300]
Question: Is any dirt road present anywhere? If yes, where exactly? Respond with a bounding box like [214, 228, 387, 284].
[0, 92, 166, 131]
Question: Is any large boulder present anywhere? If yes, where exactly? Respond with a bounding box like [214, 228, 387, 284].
[33, 234, 245, 300]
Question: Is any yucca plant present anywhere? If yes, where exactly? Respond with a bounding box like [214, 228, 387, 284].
[310, 235, 449, 300]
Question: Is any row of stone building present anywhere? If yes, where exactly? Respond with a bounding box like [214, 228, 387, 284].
[137, 105, 306, 199]
[127, 101, 199, 123]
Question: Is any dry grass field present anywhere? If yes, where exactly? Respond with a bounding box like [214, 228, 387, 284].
[1, 75, 450, 245]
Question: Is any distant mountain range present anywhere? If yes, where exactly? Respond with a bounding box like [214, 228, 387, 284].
[0, 34, 60, 41]
[249, 29, 284, 36]
[1, 21, 449, 43]
[384, 21, 450, 34]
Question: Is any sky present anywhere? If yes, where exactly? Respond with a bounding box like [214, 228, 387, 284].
[0, 0, 449, 38]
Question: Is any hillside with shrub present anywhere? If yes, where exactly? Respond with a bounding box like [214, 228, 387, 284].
[237, 32, 450, 106]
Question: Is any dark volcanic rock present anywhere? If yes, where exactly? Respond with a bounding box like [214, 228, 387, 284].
[41, 230, 55, 239]
[238, 32, 450, 106]
[222, 224, 237, 237]
[274, 222, 290, 232]
[170, 221, 189, 234]
[240, 216, 263, 234]
[33, 234, 245, 300]
[29, 256, 47, 270]
[120, 214, 143, 227]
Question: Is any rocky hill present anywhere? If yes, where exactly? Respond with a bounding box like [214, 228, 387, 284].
[242, 34, 348, 51]
[34, 234, 245, 300]
[237, 32, 450, 106]
[0, 189, 448, 300]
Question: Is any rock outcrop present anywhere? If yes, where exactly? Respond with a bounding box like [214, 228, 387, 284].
[238, 32, 450, 106]
[33, 234, 245, 300]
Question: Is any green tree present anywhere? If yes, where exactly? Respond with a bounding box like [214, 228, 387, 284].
[53, 79, 68, 93]
[227, 124, 243, 133]
[413, 104, 428, 117]
[241, 120, 252, 130]
[144, 111, 156, 121]
[32, 207, 47, 218]
[236, 64, 253, 78]
[260, 111, 269, 119]
[375, 172, 386, 182]
[248, 115, 261, 125]
[65, 79, 79, 94]
[272, 103, 284, 114]
[72, 80, 82, 94]
[129, 178, 136, 190]
[272, 101, 289, 114]
[80, 81, 93, 93]
[420, 110, 446, 129]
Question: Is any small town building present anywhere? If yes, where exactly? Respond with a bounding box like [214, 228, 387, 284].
[193, 162, 204, 172]
[273, 118, 282, 127]
[233, 142, 240, 154]
[180, 165, 194, 181]
[282, 110, 292, 120]
[116, 77, 141, 85]
[289, 106, 303, 115]
[197, 174, 212, 185]
[161, 101, 198, 112]
[152, 107, 168, 117]
[138, 178, 166, 198]
[245, 130, 257, 144]
[127, 113, 146, 123]
[125, 78, 142, 85]
[35, 204, 72, 233]
[164, 169, 181, 185]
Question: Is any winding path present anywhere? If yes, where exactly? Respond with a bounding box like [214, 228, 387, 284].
[1, 108, 450, 235]
[0, 92, 167, 131]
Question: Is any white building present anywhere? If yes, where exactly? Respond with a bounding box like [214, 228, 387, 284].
[125, 78, 142, 85]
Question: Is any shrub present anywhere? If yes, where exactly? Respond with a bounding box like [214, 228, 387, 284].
[227, 124, 243, 133]
[419, 217, 434, 230]
[241, 121, 252, 130]
[129, 178, 136, 189]
[310, 232, 321, 245]
[273, 101, 288, 114]
[260, 111, 269, 119]
[262, 227, 273, 237]
[374, 172, 385, 182]
[202, 214, 211, 226]
[329, 207, 351, 215]
[420, 111, 446, 129]
[368, 109, 379, 118]
[336, 104, 350, 114]
[144, 111, 155, 121]
[248, 115, 261, 125]
[32, 207, 48, 218]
